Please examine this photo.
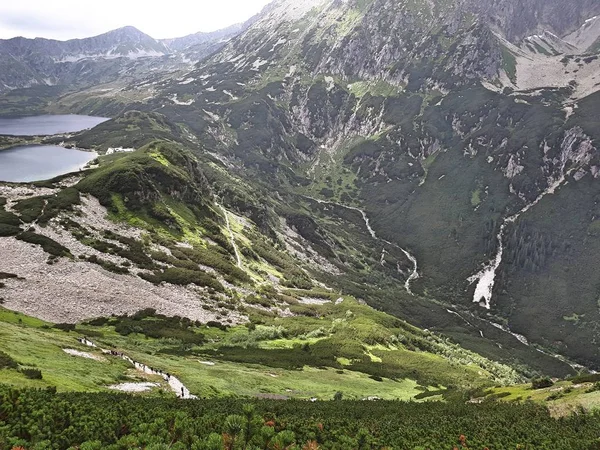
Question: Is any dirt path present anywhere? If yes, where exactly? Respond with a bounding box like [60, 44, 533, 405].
[78, 338, 196, 399]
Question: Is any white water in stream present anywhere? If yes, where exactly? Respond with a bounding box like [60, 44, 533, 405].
[304, 195, 419, 294]
[446, 308, 591, 372]
[79, 338, 196, 399]
[468, 174, 570, 309]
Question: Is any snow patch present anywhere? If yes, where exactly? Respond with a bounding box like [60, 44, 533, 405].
[202, 109, 221, 121]
[286, 65, 297, 78]
[109, 382, 159, 393]
[324, 76, 335, 92]
[222, 90, 238, 101]
[298, 297, 331, 305]
[170, 94, 194, 106]
[63, 349, 106, 361]
[270, 38, 288, 52]
[251, 58, 269, 71]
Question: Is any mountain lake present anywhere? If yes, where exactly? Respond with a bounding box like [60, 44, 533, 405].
[0, 115, 107, 182]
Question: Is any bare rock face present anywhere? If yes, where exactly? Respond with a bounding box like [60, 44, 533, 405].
[211, 0, 600, 95]
[474, 0, 600, 42]
[304, 0, 503, 86]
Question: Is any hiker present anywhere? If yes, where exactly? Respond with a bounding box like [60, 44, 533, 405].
[181, 387, 185, 398]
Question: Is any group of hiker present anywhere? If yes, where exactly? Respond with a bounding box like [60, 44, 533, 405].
[77, 336, 187, 398]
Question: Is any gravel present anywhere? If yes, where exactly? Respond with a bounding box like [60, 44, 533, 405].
[0, 236, 240, 324]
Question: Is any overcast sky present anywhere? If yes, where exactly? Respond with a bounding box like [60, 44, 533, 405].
[0, 0, 273, 41]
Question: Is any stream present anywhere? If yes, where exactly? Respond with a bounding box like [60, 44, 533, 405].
[303, 195, 419, 294]
[446, 308, 590, 372]
[218, 203, 243, 268]
[78, 338, 196, 399]
[468, 173, 570, 309]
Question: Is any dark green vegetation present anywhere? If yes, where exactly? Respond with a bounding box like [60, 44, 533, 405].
[0, 351, 17, 370]
[3, 386, 600, 449]
[16, 232, 71, 258]
[495, 173, 600, 368]
[77, 140, 212, 214]
[106, 309, 206, 345]
[54, 116, 575, 380]
[0, 204, 21, 237]
[68, 111, 191, 152]
[35, 0, 593, 376]
[0, 86, 67, 117]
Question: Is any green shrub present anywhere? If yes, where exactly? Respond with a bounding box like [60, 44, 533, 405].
[206, 321, 228, 331]
[109, 311, 205, 345]
[546, 391, 563, 401]
[0, 350, 18, 369]
[16, 232, 71, 258]
[38, 187, 81, 224]
[141, 267, 223, 292]
[0, 224, 21, 236]
[85, 317, 110, 326]
[177, 246, 251, 284]
[12, 197, 46, 223]
[20, 368, 43, 379]
[84, 255, 130, 275]
[3, 386, 600, 448]
[0, 209, 21, 226]
[54, 323, 76, 332]
[570, 373, 600, 384]
[586, 382, 600, 393]
[0, 272, 19, 280]
[532, 377, 554, 389]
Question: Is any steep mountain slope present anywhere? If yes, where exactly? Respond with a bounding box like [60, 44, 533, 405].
[100, 0, 598, 371]
[2, 0, 600, 379]
[162, 24, 245, 52]
[475, 0, 600, 41]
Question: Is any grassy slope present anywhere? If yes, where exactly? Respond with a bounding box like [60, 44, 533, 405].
[0, 309, 133, 392]
[484, 378, 600, 417]
[0, 293, 516, 401]
[0, 311, 422, 400]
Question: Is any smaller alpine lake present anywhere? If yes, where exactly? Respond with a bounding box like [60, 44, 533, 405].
[0, 145, 97, 183]
[0, 114, 108, 136]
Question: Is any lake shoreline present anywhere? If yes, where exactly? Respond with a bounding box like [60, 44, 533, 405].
[0, 114, 109, 137]
[0, 141, 99, 154]
[0, 115, 106, 183]
[0, 145, 98, 183]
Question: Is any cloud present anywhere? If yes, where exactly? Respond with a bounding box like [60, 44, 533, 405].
[0, 0, 273, 40]
[0, 11, 88, 38]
